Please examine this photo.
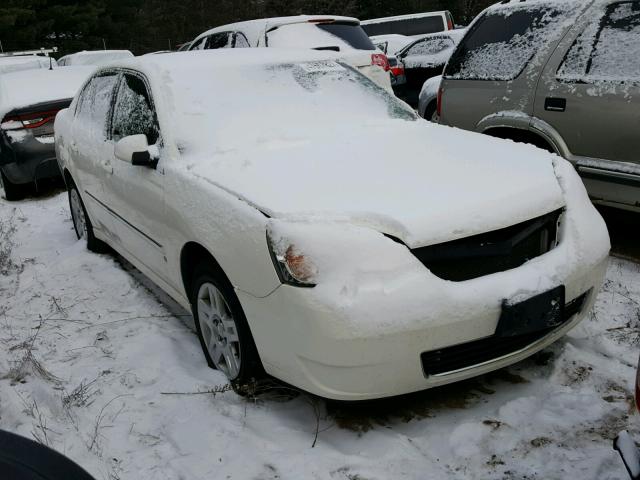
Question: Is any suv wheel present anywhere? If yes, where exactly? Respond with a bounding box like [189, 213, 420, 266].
[190, 264, 264, 393]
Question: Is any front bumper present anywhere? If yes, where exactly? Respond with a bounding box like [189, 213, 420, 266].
[239, 256, 607, 401]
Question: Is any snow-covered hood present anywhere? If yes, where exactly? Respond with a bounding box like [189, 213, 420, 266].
[184, 121, 565, 248]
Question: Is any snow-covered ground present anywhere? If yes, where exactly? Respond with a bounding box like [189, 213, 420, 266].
[0, 190, 638, 480]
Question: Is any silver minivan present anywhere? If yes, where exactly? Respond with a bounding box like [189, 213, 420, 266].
[439, 0, 640, 212]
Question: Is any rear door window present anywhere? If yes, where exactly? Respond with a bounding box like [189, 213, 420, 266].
[75, 73, 120, 138]
[404, 37, 454, 57]
[234, 32, 250, 48]
[206, 32, 233, 49]
[445, 5, 573, 81]
[558, 1, 640, 83]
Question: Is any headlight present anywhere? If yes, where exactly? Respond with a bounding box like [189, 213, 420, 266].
[267, 231, 317, 288]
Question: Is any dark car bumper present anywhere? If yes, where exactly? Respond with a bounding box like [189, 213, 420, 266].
[0, 133, 61, 185]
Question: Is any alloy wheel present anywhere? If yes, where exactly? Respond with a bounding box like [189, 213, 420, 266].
[196, 282, 242, 379]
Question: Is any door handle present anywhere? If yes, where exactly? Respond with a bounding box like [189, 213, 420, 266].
[545, 97, 566, 112]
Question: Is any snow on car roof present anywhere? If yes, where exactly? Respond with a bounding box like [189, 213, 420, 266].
[0, 55, 56, 74]
[193, 15, 361, 45]
[58, 50, 134, 66]
[0, 66, 93, 119]
[361, 11, 448, 25]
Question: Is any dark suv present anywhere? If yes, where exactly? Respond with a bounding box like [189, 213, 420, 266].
[439, 0, 640, 212]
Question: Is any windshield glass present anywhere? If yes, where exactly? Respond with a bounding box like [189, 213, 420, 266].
[170, 59, 416, 154]
[266, 22, 375, 51]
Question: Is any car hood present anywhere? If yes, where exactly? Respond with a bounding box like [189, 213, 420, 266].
[185, 121, 565, 248]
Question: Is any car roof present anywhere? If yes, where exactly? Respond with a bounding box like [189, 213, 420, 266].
[361, 11, 449, 25]
[192, 15, 361, 45]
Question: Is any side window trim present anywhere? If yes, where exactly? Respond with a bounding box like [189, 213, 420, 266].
[233, 32, 250, 48]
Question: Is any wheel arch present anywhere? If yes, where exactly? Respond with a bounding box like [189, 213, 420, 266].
[180, 241, 231, 304]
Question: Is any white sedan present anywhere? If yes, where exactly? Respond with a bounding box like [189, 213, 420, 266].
[55, 50, 610, 401]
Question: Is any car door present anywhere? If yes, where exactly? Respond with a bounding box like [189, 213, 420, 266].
[534, 1, 640, 207]
[70, 71, 120, 238]
[104, 71, 167, 279]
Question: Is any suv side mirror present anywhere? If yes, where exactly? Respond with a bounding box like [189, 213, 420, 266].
[114, 134, 153, 166]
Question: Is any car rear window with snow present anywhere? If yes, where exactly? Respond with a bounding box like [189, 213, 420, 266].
[558, 1, 640, 83]
[445, 3, 577, 81]
[266, 23, 375, 51]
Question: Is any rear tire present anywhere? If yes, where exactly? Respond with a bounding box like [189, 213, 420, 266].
[68, 183, 108, 253]
[0, 169, 25, 201]
[190, 263, 264, 394]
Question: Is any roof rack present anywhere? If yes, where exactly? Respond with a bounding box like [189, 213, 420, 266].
[0, 47, 58, 58]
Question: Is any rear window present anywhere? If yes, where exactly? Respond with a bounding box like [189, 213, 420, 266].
[558, 1, 640, 83]
[444, 4, 574, 81]
[362, 16, 445, 36]
[267, 22, 375, 51]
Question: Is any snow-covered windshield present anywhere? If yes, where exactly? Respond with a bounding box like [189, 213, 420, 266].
[266, 22, 375, 51]
[169, 58, 416, 155]
[558, 1, 640, 83]
[445, 2, 579, 81]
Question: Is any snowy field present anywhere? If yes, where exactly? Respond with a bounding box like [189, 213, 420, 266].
[0, 190, 638, 480]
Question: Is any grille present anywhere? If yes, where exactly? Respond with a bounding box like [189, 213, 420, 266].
[412, 209, 563, 282]
[421, 290, 590, 377]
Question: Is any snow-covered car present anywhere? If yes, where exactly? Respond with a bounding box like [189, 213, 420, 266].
[55, 49, 610, 401]
[371, 34, 420, 56]
[439, 0, 640, 213]
[0, 66, 92, 200]
[0, 55, 57, 74]
[57, 50, 133, 67]
[188, 16, 392, 91]
[418, 74, 442, 121]
[394, 29, 466, 107]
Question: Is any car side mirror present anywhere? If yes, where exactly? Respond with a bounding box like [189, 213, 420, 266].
[114, 134, 154, 167]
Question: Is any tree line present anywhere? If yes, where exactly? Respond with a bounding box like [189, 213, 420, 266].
[0, 0, 494, 57]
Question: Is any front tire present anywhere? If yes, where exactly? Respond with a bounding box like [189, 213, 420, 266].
[68, 184, 108, 253]
[190, 264, 264, 393]
[423, 101, 439, 123]
[0, 169, 25, 201]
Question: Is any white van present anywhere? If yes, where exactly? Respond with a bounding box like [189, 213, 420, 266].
[361, 11, 455, 37]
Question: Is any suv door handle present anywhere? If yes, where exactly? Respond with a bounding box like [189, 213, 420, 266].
[545, 97, 567, 112]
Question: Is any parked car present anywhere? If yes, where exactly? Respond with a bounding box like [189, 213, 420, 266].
[394, 29, 466, 107]
[57, 50, 133, 67]
[370, 33, 419, 55]
[0, 54, 57, 74]
[0, 429, 96, 480]
[0, 66, 92, 200]
[439, 0, 640, 213]
[188, 15, 392, 91]
[361, 11, 455, 37]
[56, 49, 610, 401]
[615, 355, 640, 479]
[418, 74, 442, 121]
